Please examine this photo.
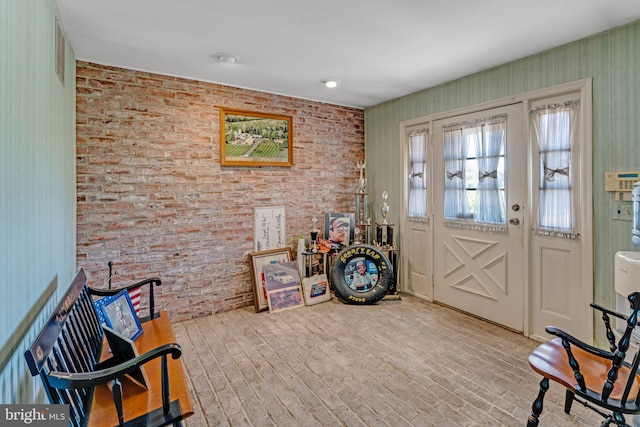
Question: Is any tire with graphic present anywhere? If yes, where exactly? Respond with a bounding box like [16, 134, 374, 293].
[330, 244, 392, 304]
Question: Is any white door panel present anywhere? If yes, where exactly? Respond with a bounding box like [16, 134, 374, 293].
[403, 222, 431, 298]
[530, 209, 588, 340]
[440, 233, 523, 327]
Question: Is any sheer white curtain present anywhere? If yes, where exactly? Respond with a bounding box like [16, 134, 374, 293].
[531, 101, 580, 238]
[408, 131, 428, 220]
[475, 121, 506, 225]
[443, 127, 470, 221]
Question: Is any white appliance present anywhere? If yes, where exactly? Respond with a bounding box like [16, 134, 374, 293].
[633, 182, 640, 246]
[615, 251, 640, 345]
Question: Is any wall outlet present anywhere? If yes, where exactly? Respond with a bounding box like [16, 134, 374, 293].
[613, 202, 633, 221]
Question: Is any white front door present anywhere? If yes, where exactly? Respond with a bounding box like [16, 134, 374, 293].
[432, 104, 525, 331]
[399, 81, 592, 339]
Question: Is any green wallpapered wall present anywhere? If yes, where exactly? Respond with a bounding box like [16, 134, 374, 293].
[0, 0, 76, 403]
[365, 21, 640, 308]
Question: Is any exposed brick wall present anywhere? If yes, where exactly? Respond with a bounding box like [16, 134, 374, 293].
[75, 61, 364, 321]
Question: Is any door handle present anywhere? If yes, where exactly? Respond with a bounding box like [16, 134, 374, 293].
[509, 218, 520, 225]
[512, 204, 520, 211]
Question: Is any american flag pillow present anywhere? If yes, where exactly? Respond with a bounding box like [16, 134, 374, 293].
[128, 287, 141, 315]
[93, 295, 113, 325]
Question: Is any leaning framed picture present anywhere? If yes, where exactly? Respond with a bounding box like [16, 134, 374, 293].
[248, 248, 292, 312]
[324, 212, 355, 251]
[100, 289, 143, 340]
[253, 205, 286, 252]
[266, 287, 305, 314]
[220, 108, 293, 167]
[263, 261, 304, 313]
[262, 261, 301, 293]
[98, 325, 149, 389]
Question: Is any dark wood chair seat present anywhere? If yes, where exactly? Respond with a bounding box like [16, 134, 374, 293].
[526, 292, 640, 427]
[529, 337, 640, 402]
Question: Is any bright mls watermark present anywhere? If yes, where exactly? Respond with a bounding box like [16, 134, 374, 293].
[1, 405, 68, 426]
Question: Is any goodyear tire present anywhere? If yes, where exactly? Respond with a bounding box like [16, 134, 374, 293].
[330, 244, 392, 304]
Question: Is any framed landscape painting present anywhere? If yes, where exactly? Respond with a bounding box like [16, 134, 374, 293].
[220, 108, 293, 167]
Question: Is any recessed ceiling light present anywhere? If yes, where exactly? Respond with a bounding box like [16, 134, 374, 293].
[213, 53, 239, 64]
[322, 79, 341, 88]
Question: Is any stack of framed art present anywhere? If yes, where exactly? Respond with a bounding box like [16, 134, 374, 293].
[249, 248, 304, 313]
[262, 262, 304, 313]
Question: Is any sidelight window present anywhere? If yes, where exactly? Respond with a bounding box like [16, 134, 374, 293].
[408, 130, 428, 220]
[531, 101, 580, 238]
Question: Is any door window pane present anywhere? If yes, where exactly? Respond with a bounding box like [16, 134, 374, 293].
[408, 131, 428, 220]
[443, 116, 506, 231]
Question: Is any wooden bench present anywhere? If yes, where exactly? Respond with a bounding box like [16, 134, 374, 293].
[24, 269, 194, 427]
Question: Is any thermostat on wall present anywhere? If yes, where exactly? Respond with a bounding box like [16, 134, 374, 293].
[605, 171, 640, 201]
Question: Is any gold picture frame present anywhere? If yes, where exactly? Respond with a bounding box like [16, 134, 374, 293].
[220, 108, 293, 167]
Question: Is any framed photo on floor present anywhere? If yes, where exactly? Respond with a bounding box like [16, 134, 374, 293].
[248, 248, 292, 312]
[263, 261, 304, 313]
[267, 287, 305, 313]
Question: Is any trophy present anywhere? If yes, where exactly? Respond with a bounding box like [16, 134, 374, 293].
[354, 160, 370, 243]
[380, 191, 390, 224]
[354, 226, 362, 244]
[356, 160, 366, 194]
[376, 191, 394, 248]
[310, 216, 319, 253]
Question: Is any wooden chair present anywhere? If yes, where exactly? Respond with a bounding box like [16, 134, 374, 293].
[527, 292, 640, 426]
[25, 269, 193, 427]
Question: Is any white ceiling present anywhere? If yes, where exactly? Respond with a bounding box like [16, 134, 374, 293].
[55, 0, 640, 109]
